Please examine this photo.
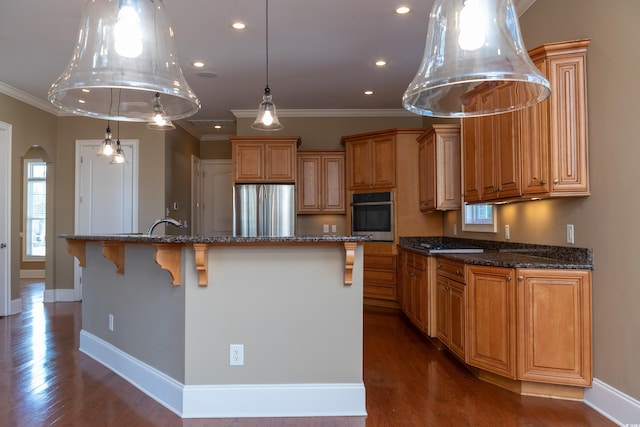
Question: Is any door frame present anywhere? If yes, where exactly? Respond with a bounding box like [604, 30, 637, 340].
[0, 121, 11, 316]
[74, 139, 139, 300]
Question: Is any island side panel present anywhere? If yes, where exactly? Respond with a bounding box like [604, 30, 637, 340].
[81, 242, 187, 383]
[183, 244, 364, 385]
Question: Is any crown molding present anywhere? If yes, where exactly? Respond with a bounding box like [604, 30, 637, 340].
[0, 81, 62, 116]
[231, 109, 415, 119]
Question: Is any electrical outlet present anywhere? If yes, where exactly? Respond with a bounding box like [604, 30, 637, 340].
[331, 224, 337, 233]
[505, 224, 510, 240]
[567, 224, 575, 244]
[323, 224, 329, 233]
[230, 344, 244, 366]
[108, 314, 114, 332]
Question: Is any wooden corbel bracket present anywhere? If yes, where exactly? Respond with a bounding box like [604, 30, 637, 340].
[343, 242, 357, 286]
[192, 243, 209, 286]
[66, 240, 86, 267]
[102, 241, 125, 275]
[153, 244, 182, 286]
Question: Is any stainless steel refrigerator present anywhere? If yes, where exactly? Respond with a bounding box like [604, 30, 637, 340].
[233, 184, 296, 237]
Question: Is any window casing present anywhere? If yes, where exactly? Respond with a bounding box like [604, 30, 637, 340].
[462, 203, 497, 233]
[24, 160, 47, 260]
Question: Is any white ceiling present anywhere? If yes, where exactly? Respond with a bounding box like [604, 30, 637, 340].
[0, 0, 533, 139]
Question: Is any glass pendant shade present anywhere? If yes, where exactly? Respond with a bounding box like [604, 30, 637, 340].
[48, 0, 200, 122]
[251, 87, 283, 131]
[147, 92, 176, 130]
[403, 0, 551, 117]
[97, 124, 115, 157]
[110, 140, 127, 164]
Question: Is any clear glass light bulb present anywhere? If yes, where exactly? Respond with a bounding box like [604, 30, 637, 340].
[261, 110, 274, 126]
[458, 0, 486, 51]
[114, 5, 143, 58]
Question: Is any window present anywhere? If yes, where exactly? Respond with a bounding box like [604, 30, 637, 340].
[24, 160, 47, 259]
[462, 204, 497, 233]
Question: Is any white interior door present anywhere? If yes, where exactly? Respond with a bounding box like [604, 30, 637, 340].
[0, 122, 11, 316]
[202, 160, 232, 236]
[74, 140, 138, 299]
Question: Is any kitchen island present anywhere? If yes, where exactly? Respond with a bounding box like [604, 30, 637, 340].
[61, 234, 368, 419]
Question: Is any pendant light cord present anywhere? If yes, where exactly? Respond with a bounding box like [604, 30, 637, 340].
[265, 0, 269, 89]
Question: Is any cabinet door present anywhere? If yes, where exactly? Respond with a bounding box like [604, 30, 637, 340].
[521, 60, 550, 196]
[494, 84, 522, 199]
[370, 135, 396, 189]
[479, 93, 500, 201]
[413, 255, 429, 333]
[322, 155, 345, 213]
[517, 269, 592, 386]
[436, 128, 461, 210]
[467, 265, 517, 378]
[265, 142, 296, 182]
[418, 135, 436, 211]
[233, 143, 264, 182]
[435, 275, 450, 346]
[448, 280, 466, 361]
[548, 53, 589, 194]
[346, 138, 372, 190]
[462, 114, 482, 203]
[297, 155, 322, 213]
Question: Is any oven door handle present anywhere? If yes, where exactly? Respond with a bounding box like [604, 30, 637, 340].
[351, 201, 394, 206]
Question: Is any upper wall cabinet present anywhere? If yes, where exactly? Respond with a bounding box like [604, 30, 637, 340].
[230, 136, 301, 183]
[296, 150, 345, 214]
[462, 39, 590, 203]
[343, 133, 396, 191]
[417, 125, 461, 212]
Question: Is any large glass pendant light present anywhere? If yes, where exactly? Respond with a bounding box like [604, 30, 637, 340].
[251, 0, 283, 131]
[402, 0, 550, 117]
[147, 92, 176, 130]
[111, 122, 128, 164]
[48, 0, 200, 122]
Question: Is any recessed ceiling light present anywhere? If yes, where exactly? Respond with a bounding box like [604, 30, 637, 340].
[214, 125, 222, 129]
[231, 22, 246, 30]
[364, 90, 374, 95]
[192, 61, 205, 68]
[78, 99, 86, 103]
[81, 88, 90, 93]
[396, 6, 410, 14]
[375, 60, 387, 67]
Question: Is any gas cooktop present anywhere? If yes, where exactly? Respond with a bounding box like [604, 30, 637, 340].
[412, 243, 484, 254]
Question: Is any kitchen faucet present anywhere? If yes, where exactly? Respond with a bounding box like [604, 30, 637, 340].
[147, 217, 182, 236]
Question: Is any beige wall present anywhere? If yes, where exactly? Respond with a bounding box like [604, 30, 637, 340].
[0, 94, 57, 300]
[443, 0, 640, 400]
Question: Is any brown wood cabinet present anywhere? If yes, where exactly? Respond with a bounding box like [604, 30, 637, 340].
[296, 150, 345, 214]
[344, 133, 396, 190]
[436, 259, 466, 361]
[417, 125, 461, 212]
[521, 39, 590, 197]
[363, 247, 397, 303]
[230, 136, 300, 183]
[517, 269, 592, 386]
[467, 265, 517, 379]
[462, 39, 590, 203]
[399, 249, 432, 334]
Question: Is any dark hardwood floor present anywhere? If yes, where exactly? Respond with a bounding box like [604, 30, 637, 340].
[1, 282, 615, 427]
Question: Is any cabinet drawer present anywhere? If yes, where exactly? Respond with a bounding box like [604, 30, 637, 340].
[364, 268, 396, 285]
[436, 258, 465, 282]
[364, 284, 397, 300]
[364, 254, 397, 270]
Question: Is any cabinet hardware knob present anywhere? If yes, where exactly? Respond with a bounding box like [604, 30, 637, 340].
[437, 264, 442, 269]
[456, 269, 461, 275]
[494, 187, 499, 192]
[553, 179, 560, 184]
[541, 180, 547, 185]
[518, 275, 524, 281]
[507, 275, 512, 281]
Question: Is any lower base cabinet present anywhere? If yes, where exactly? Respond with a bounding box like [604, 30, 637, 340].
[436, 259, 466, 361]
[400, 250, 431, 334]
[363, 247, 397, 305]
[517, 269, 592, 386]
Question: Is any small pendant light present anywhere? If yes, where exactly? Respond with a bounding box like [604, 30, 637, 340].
[251, 0, 283, 131]
[403, 0, 550, 117]
[97, 122, 115, 157]
[147, 93, 176, 130]
[48, 0, 200, 122]
[110, 121, 127, 164]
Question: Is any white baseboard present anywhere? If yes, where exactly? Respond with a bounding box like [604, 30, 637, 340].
[79, 330, 367, 419]
[584, 378, 640, 426]
[20, 269, 45, 279]
[43, 288, 77, 303]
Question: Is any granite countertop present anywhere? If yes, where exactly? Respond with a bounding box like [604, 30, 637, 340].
[58, 234, 371, 244]
[399, 237, 593, 270]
